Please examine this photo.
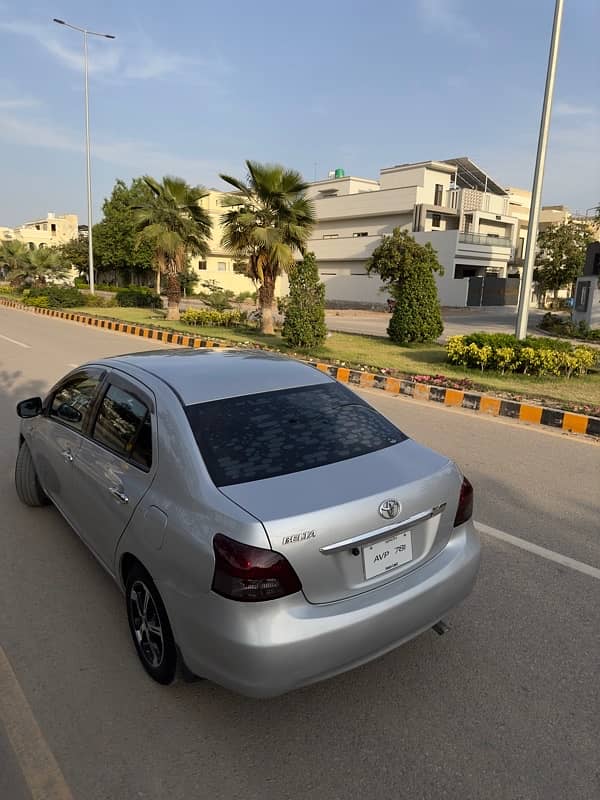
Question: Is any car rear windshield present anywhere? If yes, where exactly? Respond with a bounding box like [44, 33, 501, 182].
[185, 382, 406, 487]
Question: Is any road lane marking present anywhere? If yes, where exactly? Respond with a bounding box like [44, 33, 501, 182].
[476, 521, 600, 581]
[0, 645, 74, 800]
[0, 333, 31, 349]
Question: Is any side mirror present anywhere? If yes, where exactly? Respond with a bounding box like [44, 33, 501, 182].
[16, 397, 43, 419]
[56, 403, 82, 424]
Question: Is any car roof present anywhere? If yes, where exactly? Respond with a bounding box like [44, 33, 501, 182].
[102, 348, 332, 405]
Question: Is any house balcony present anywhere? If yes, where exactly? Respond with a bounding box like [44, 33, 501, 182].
[459, 232, 513, 249]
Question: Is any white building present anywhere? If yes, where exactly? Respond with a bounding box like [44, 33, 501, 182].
[305, 158, 522, 307]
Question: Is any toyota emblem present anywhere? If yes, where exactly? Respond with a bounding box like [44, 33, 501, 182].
[378, 499, 400, 520]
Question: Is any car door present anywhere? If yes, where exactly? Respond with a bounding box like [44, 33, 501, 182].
[69, 372, 157, 572]
[32, 368, 106, 528]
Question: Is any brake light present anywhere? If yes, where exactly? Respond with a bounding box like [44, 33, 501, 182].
[454, 476, 474, 527]
[212, 533, 302, 602]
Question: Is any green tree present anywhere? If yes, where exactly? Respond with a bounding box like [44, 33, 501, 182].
[57, 235, 91, 280]
[534, 221, 594, 304]
[0, 240, 31, 282]
[94, 178, 155, 287]
[134, 176, 212, 320]
[366, 228, 444, 344]
[220, 160, 315, 334]
[281, 252, 327, 349]
[4, 245, 69, 288]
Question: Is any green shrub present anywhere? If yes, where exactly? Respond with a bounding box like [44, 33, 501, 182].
[22, 285, 86, 308]
[180, 308, 246, 327]
[81, 294, 116, 308]
[447, 332, 598, 377]
[540, 312, 600, 341]
[22, 295, 52, 308]
[281, 253, 327, 349]
[115, 287, 161, 308]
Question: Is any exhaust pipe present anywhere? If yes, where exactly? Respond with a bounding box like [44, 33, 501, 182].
[432, 620, 450, 636]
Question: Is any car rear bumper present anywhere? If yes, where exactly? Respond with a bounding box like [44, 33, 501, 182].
[171, 523, 480, 697]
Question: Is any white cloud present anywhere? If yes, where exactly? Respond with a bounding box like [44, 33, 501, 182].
[0, 21, 119, 75]
[554, 102, 597, 117]
[0, 19, 222, 84]
[0, 97, 38, 109]
[417, 0, 483, 45]
[0, 111, 226, 181]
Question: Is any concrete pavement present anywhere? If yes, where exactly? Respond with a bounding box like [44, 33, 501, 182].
[325, 305, 549, 341]
[0, 304, 599, 800]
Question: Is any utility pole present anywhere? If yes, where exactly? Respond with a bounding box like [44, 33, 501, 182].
[53, 18, 116, 295]
[515, 0, 564, 339]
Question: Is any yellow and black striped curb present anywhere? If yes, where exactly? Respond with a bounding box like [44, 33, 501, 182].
[2, 297, 598, 438]
[0, 298, 221, 349]
[310, 362, 600, 438]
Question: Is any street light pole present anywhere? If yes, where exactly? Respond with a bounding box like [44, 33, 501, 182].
[515, 0, 564, 339]
[53, 18, 116, 296]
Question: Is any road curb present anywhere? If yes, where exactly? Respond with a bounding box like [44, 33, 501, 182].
[1, 297, 598, 439]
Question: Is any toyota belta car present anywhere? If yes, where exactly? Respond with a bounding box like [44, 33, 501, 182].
[15, 349, 480, 697]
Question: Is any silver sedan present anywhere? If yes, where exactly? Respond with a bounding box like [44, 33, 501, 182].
[15, 349, 480, 697]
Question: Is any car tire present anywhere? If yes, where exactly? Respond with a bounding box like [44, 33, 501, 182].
[15, 442, 48, 507]
[125, 564, 178, 685]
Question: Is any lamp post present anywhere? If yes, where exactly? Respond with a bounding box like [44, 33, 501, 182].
[53, 18, 115, 295]
[515, 0, 564, 339]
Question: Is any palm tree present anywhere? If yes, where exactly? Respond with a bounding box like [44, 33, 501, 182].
[134, 176, 212, 320]
[0, 240, 30, 283]
[0, 241, 69, 287]
[220, 161, 315, 334]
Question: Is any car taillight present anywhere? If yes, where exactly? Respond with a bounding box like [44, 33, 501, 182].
[212, 533, 302, 602]
[454, 476, 474, 527]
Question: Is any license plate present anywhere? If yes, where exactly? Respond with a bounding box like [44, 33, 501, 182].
[362, 531, 413, 580]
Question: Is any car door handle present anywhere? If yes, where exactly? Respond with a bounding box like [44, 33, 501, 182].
[61, 449, 73, 463]
[109, 487, 129, 504]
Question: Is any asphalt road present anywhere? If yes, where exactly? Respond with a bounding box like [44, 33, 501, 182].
[1, 305, 599, 800]
[325, 306, 548, 341]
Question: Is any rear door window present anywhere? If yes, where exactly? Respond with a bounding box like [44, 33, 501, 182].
[186, 382, 406, 486]
[49, 369, 104, 432]
[92, 385, 152, 469]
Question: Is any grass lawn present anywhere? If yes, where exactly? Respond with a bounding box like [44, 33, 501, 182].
[64, 306, 600, 411]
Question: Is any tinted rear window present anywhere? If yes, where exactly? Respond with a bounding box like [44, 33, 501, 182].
[186, 383, 406, 487]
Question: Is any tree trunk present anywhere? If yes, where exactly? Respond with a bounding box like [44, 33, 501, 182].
[166, 273, 181, 321]
[259, 279, 275, 335]
[155, 268, 161, 296]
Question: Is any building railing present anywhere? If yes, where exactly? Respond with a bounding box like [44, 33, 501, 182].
[459, 232, 512, 248]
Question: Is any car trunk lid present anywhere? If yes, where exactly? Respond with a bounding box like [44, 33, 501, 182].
[219, 439, 462, 604]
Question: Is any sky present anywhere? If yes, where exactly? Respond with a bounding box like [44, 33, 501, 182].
[0, 0, 599, 226]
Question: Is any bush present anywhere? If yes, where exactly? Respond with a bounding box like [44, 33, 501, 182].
[180, 308, 246, 327]
[115, 287, 161, 308]
[81, 294, 116, 308]
[540, 312, 600, 341]
[447, 332, 598, 377]
[22, 295, 52, 308]
[366, 228, 444, 344]
[282, 253, 327, 349]
[22, 285, 86, 308]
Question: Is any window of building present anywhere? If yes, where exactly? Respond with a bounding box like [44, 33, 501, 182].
[575, 281, 590, 312]
[35, 225, 40, 230]
[434, 184, 443, 206]
[93, 385, 152, 470]
[454, 265, 479, 279]
[198, 261, 207, 270]
[431, 214, 441, 229]
[217, 261, 227, 271]
[352, 232, 368, 238]
[51, 223, 56, 233]
[323, 234, 339, 239]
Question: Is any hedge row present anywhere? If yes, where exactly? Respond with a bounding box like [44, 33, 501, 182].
[539, 312, 600, 341]
[446, 333, 598, 377]
[180, 308, 246, 327]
